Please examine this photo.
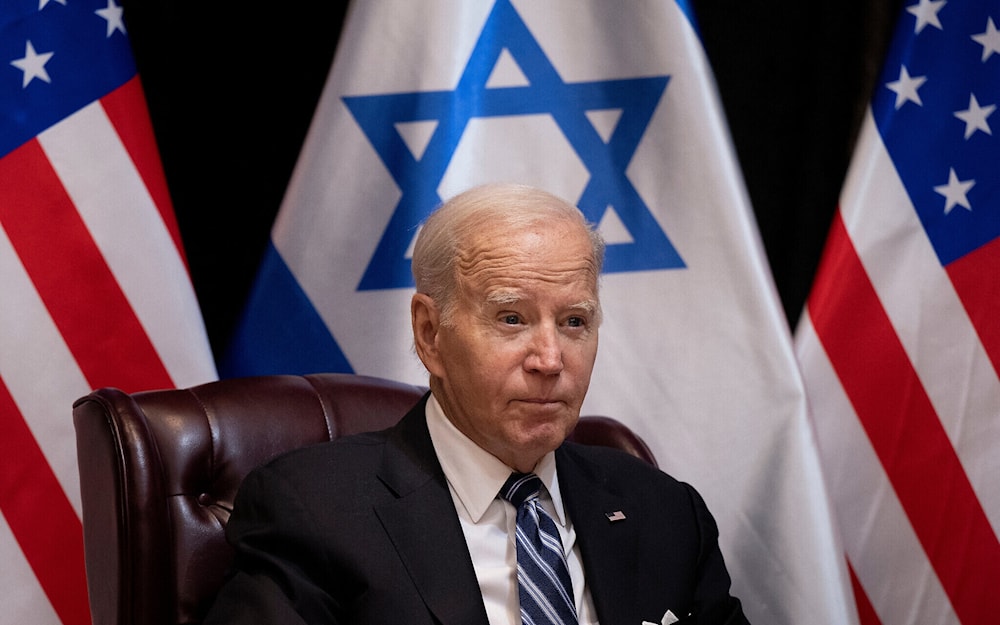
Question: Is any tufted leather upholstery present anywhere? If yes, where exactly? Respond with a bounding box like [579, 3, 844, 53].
[72, 372, 656, 625]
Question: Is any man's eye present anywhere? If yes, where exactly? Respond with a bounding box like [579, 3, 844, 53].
[502, 314, 520, 325]
[566, 316, 585, 327]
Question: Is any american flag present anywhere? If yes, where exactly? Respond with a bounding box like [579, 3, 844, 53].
[0, 1, 216, 624]
[795, 1, 1000, 623]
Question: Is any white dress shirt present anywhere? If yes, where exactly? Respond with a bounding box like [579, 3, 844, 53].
[425, 394, 598, 625]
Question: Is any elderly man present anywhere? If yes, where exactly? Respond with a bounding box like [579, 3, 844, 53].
[205, 183, 749, 624]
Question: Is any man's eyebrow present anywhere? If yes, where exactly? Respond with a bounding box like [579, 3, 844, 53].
[485, 290, 523, 306]
[483, 291, 599, 316]
[568, 300, 599, 315]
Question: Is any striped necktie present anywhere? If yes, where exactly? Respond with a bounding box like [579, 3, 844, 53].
[500, 472, 579, 625]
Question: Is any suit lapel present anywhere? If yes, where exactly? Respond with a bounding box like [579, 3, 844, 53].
[557, 445, 643, 622]
[373, 396, 490, 625]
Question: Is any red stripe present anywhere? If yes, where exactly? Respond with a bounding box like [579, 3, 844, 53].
[847, 559, 882, 625]
[100, 76, 188, 267]
[0, 139, 174, 393]
[946, 235, 1000, 377]
[808, 211, 1000, 625]
[0, 377, 91, 625]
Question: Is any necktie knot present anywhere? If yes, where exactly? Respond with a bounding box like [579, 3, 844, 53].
[500, 472, 542, 507]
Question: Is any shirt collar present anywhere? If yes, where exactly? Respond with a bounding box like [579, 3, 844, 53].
[425, 393, 567, 527]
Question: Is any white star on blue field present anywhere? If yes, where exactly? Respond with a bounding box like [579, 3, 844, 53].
[344, 0, 685, 291]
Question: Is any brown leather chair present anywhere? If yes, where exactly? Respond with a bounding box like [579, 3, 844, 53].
[72, 372, 656, 625]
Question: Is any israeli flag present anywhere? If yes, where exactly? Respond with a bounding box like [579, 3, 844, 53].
[225, 2, 855, 622]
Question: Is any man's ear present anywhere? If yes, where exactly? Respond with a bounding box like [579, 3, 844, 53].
[411, 293, 445, 377]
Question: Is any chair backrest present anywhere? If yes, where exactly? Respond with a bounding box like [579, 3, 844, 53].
[72, 372, 656, 625]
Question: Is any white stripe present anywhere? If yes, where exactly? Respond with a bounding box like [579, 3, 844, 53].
[518, 568, 569, 623]
[797, 314, 959, 625]
[839, 112, 1000, 536]
[517, 504, 575, 613]
[0, 513, 63, 625]
[37, 101, 217, 388]
[0, 222, 88, 516]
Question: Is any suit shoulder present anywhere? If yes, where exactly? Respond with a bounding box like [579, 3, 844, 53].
[559, 441, 682, 486]
[560, 439, 664, 471]
[558, 441, 708, 505]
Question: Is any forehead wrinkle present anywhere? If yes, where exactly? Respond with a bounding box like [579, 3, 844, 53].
[458, 247, 599, 285]
[454, 223, 601, 306]
[459, 263, 600, 313]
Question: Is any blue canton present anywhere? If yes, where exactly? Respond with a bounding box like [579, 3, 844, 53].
[343, 0, 684, 291]
[2, 0, 134, 159]
[874, 0, 1000, 266]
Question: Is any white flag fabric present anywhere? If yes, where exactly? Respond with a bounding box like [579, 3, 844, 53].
[0, 1, 217, 623]
[225, 1, 854, 622]
[795, 2, 1000, 624]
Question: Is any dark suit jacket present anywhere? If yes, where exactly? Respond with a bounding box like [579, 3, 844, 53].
[204, 395, 749, 625]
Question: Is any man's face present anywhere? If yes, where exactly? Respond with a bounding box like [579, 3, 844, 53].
[414, 217, 600, 472]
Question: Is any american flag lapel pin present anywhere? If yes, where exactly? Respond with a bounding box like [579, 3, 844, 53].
[605, 510, 626, 522]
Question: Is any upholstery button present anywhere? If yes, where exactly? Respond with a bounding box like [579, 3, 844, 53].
[196, 493, 213, 506]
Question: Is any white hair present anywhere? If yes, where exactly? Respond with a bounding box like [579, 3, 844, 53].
[410, 183, 605, 324]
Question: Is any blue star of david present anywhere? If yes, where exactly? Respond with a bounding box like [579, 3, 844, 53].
[344, 0, 685, 290]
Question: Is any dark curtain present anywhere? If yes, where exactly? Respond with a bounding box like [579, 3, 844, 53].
[122, 0, 903, 362]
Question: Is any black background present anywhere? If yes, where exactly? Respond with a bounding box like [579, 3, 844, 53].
[120, 0, 904, 365]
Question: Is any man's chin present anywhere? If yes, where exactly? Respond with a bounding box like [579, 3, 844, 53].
[513, 419, 576, 452]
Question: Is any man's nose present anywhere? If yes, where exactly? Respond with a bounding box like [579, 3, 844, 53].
[524, 325, 564, 375]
